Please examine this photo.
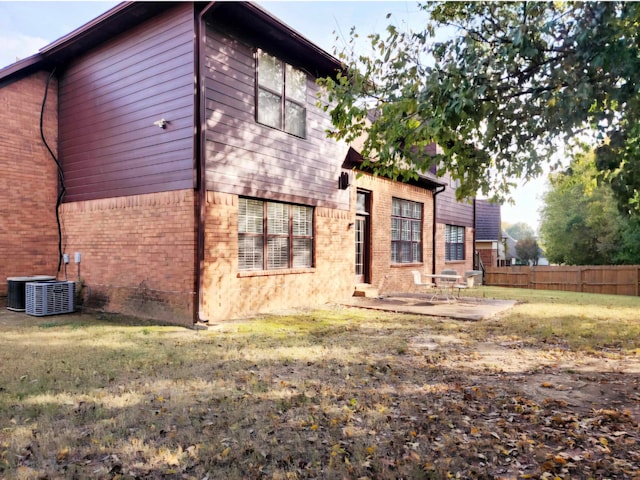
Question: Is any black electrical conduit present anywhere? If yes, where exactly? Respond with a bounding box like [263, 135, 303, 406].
[40, 67, 66, 273]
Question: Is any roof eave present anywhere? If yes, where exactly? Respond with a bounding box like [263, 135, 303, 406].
[241, 2, 343, 74]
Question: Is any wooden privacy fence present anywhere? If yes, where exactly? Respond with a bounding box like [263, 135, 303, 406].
[484, 265, 640, 297]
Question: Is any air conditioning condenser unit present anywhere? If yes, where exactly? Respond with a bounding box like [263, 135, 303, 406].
[25, 281, 75, 316]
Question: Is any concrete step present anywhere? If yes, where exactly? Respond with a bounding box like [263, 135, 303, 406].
[353, 284, 379, 298]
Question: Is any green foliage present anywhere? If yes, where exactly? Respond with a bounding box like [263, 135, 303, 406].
[504, 222, 535, 241]
[539, 150, 640, 264]
[318, 2, 640, 212]
[515, 237, 540, 266]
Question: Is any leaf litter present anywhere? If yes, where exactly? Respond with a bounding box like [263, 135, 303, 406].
[0, 307, 638, 479]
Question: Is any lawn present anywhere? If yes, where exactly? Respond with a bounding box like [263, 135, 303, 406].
[0, 287, 638, 479]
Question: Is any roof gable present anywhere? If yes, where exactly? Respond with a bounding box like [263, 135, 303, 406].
[0, 1, 343, 87]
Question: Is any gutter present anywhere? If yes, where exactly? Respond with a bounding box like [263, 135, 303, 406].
[432, 185, 446, 275]
[472, 198, 477, 270]
[194, 2, 217, 325]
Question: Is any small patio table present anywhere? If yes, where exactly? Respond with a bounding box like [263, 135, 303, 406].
[423, 273, 462, 302]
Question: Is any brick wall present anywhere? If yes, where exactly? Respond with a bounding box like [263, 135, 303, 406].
[59, 190, 197, 326]
[354, 174, 436, 294]
[434, 223, 475, 276]
[201, 191, 353, 322]
[0, 71, 60, 295]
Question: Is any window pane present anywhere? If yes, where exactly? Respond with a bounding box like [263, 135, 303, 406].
[401, 219, 410, 241]
[412, 220, 421, 241]
[401, 243, 410, 263]
[391, 218, 400, 241]
[402, 201, 411, 218]
[258, 89, 282, 129]
[412, 242, 420, 263]
[391, 242, 399, 263]
[293, 238, 312, 267]
[357, 192, 367, 213]
[267, 202, 289, 234]
[258, 51, 282, 93]
[292, 205, 312, 236]
[239, 198, 263, 234]
[392, 198, 400, 216]
[238, 235, 263, 270]
[284, 100, 306, 137]
[285, 64, 306, 103]
[412, 203, 422, 219]
[268, 237, 289, 269]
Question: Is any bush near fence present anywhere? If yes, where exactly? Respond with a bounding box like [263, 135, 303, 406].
[485, 265, 640, 296]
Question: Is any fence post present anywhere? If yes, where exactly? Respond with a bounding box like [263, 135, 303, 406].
[579, 268, 584, 293]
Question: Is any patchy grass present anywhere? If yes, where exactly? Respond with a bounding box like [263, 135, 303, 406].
[0, 289, 639, 479]
[463, 286, 640, 351]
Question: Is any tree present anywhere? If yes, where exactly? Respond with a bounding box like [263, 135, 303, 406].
[319, 2, 640, 214]
[504, 222, 535, 241]
[515, 237, 540, 266]
[538, 150, 636, 265]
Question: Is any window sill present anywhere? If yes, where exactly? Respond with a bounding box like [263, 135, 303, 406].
[237, 267, 316, 278]
[390, 263, 424, 268]
[445, 260, 466, 264]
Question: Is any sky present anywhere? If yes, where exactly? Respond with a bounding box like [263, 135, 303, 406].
[0, 0, 549, 231]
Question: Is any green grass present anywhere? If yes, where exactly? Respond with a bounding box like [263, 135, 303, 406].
[0, 287, 638, 479]
[462, 286, 640, 351]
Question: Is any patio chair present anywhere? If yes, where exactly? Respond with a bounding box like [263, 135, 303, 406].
[441, 269, 468, 298]
[411, 271, 438, 301]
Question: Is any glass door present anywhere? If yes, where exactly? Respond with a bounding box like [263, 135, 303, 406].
[355, 190, 370, 283]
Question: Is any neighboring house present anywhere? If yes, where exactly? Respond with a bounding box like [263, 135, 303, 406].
[475, 199, 505, 268]
[502, 231, 518, 266]
[0, 2, 455, 325]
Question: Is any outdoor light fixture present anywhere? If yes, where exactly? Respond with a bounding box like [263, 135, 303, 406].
[153, 118, 168, 129]
[338, 171, 350, 190]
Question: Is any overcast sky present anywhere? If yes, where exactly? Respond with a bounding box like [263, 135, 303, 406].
[0, 0, 548, 231]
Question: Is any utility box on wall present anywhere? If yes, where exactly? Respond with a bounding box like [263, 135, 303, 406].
[25, 281, 75, 316]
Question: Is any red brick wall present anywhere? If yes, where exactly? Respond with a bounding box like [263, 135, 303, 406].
[201, 191, 353, 322]
[434, 223, 475, 276]
[59, 190, 196, 326]
[354, 174, 436, 294]
[0, 71, 60, 295]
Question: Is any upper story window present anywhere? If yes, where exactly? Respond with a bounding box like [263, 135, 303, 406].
[445, 224, 465, 261]
[391, 198, 422, 264]
[238, 197, 314, 271]
[256, 50, 307, 138]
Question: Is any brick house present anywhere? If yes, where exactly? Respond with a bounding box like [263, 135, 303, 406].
[1, 2, 458, 325]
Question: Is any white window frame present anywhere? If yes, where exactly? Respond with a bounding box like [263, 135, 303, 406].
[256, 50, 307, 138]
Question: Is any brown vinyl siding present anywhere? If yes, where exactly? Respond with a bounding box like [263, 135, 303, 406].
[436, 172, 474, 227]
[58, 3, 196, 202]
[203, 25, 349, 210]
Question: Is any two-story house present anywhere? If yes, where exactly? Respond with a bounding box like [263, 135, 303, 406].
[1, 2, 450, 325]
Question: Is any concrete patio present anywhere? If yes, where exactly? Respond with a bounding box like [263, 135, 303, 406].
[344, 293, 517, 321]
